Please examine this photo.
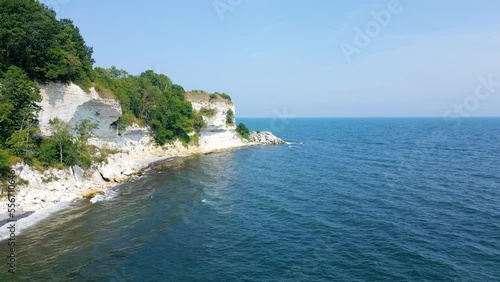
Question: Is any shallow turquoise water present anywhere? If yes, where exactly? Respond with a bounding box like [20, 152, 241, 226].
[2, 118, 500, 281]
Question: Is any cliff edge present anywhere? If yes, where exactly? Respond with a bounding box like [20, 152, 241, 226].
[0, 82, 285, 218]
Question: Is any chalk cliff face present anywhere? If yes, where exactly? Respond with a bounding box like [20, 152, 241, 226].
[0, 83, 285, 217]
[36, 83, 255, 150]
[38, 82, 121, 138]
[186, 92, 246, 151]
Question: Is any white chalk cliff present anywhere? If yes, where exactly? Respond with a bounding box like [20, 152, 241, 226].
[38, 82, 122, 138]
[1, 82, 285, 216]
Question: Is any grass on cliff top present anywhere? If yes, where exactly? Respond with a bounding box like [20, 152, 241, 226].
[93, 81, 117, 99]
[185, 91, 232, 104]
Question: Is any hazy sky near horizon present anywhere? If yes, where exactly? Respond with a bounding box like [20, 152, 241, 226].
[41, 0, 500, 117]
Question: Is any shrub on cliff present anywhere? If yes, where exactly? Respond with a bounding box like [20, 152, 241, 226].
[236, 123, 250, 139]
[226, 109, 235, 125]
[199, 107, 216, 117]
[217, 92, 232, 101]
[210, 92, 232, 101]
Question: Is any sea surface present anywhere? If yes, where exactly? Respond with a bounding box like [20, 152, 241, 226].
[2, 118, 500, 281]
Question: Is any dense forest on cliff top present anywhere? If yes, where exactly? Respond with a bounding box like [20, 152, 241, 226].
[0, 0, 236, 177]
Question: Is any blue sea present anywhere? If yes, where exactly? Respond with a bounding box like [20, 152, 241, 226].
[2, 118, 500, 281]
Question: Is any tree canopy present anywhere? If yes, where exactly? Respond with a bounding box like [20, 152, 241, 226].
[94, 67, 205, 145]
[0, 0, 94, 88]
[0, 0, 238, 175]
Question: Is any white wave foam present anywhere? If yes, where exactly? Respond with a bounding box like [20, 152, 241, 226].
[0, 201, 71, 241]
[90, 189, 119, 204]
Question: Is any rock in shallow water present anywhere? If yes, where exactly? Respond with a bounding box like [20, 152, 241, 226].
[248, 131, 286, 145]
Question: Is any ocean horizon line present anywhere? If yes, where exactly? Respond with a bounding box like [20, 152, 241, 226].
[238, 116, 500, 119]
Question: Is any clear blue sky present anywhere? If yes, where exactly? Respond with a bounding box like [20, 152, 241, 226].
[40, 0, 500, 117]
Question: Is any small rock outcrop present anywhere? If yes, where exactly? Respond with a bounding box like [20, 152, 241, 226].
[248, 131, 287, 145]
[186, 92, 246, 151]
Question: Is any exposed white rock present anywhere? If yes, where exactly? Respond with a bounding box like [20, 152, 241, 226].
[121, 168, 136, 176]
[72, 165, 85, 182]
[190, 99, 236, 131]
[38, 82, 122, 138]
[248, 131, 287, 145]
[0, 83, 285, 222]
[188, 97, 247, 151]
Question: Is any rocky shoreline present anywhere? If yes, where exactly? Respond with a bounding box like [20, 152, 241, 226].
[0, 131, 285, 240]
[0, 81, 286, 240]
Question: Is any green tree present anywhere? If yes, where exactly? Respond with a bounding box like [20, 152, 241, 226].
[95, 66, 128, 79]
[37, 139, 59, 167]
[6, 127, 39, 163]
[48, 118, 72, 164]
[0, 0, 94, 85]
[0, 65, 41, 141]
[0, 0, 60, 78]
[170, 84, 185, 100]
[0, 100, 13, 133]
[140, 70, 172, 93]
[75, 119, 98, 141]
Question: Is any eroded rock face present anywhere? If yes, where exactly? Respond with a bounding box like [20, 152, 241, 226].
[189, 99, 236, 131]
[187, 96, 247, 151]
[0, 85, 286, 218]
[38, 82, 122, 138]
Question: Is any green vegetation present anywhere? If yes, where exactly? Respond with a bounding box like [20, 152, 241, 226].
[190, 134, 200, 146]
[209, 92, 231, 101]
[90, 145, 121, 165]
[0, 0, 236, 176]
[0, 0, 95, 89]
[0, 65, 42, 170]
[0, 148, 12, 178]
[37, 118, 96, 168]
[75, 119, 99, 141]
[226, 109, 235, 125]
[0, 0, 98, 175]
[48, 118, 72, 164]
[214, 92, 232, 101]
[236, 123, 250, 139]
[199, 107, 216, 117]
[93, 68, 205, 145]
